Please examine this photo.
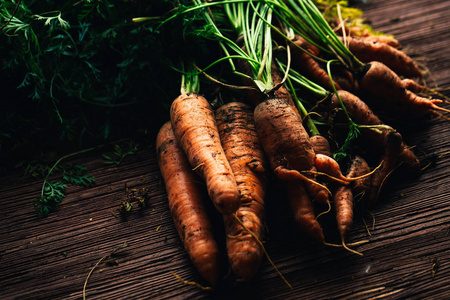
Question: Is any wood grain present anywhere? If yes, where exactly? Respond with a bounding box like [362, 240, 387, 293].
[0, 0, 449, 299]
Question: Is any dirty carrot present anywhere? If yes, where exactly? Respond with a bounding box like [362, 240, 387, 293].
[360, 35, 402, 49]
[170, 93, 240, 214]
[310, 135, 332, 157]
[329, 90, 420, 168]
[253, 97, 329, 204]
[366, 132, 404, 207]
[342, 36, 422, 78]
[287, 179, 325, 243]
[346, 155, 371, 202]
[357, 61, 449, 118]
[216, 102, 268, 281]
[156, 121, 221, 286]
[332, 184, 362, 255]
[289, 34, 342, 91]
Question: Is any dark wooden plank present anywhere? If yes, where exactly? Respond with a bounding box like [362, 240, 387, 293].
[0, 0, 449, 299]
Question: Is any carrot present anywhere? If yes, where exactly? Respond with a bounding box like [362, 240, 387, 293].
[287, 179, 325, 243]
[310, 137, 363, 253]
[253, 98, 329, 204]
[357, 61, 449, 118]
[308, 135, 336, 219]
[346, 156, 371, 201]
[331, 66, 358, 93]
[313, 154, 358, 184]
[310, 135, 332, 157]
[332, 155, 374, 255]
[401, 78, 424, 94]
[342, 36, 421, 78]
[366, 132, 404, 207]
[170, 93, 240, 214]
[289, 34, 342, 91]
[361, 35, 402, 50]
[330, 90, 420, 168]
[215, 102, 268, 281]
[336, 23, 402, 49]
[156, 121, 221, 286]
[236, 54, 266, 106]
[332, 184, 359, 254]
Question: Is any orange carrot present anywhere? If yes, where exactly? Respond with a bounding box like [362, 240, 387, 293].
[330, 90, 420, 168]
[310, 135, 332, 157]
[361, 35, 402, 49]
[401, 78, 424, 94]
[156, 121, 221, 286]
[215, 102, 268, 281]
[342, 36, 421, 78]
[289, 34, 342, 91]
[253, 98, 329, 204]
[333, 184, 355, 252]
[357, 62, 448, 118]
[287, 179, 325, 243]
[170, 93, 240, 214]
[313, 154, 355, 184]
[346, 155, 371, 201]
[336, 23, 402, 49]
[310, 136, 363, 253]
[366, 132, 403, 207]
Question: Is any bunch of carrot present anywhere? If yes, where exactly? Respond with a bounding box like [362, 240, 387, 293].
[152, 0, 448, 288]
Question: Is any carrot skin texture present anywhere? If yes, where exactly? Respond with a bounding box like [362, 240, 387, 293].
[358, 62, 443, 118]
[254, 98, 328, 204]
[347, 156, 371, 200]
[336, 23, 402, 49]
[290, 35, 341, 91]
[330, 90, 420, 168]
[216, 102, 268, 281]
[401, 78, 424, 94]
[366, 132, 403, 207]
[156, 122, 220, 286]
[343, 36, 421, 78]
[333, 184, 354, 242]
[310, 135, 332, 157]
[287, 180, 325, 243]
[361, 35, 402, 49]
[314, 154, 351, 183]
[170, 93, 240, 214]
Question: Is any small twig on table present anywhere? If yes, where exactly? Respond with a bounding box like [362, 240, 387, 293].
[83, 242, 129, 300]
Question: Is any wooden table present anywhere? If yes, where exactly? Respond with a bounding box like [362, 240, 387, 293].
[1, 0, 449, 299]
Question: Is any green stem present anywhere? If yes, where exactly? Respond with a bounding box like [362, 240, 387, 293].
[40, 139, 128, 197]
[41, 146, 99, 197]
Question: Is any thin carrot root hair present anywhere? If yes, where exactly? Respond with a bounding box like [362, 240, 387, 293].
[347, 240, 370, 247]
[302, 170, 349, 185]
[233, 213, 293, 290]
[341, 239, 363, 256]
[302, 159, 381, 184]
[275, 166, 332, 196]
[372, 163, 400, 204]
[323, 239, 368, 256]
[170, 271, 213, 291]
[353, 190, 367, 204]
[227, 232, 244, 239]
[430, 102, 450, 114]
[315, 200, 331, 220]
[433, 111, 450, 121]
[362, 211, 376, 236]
[416, 84, 450, 102]
[346, 160, 383, 181]
[191, 163, 204, 171]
